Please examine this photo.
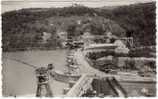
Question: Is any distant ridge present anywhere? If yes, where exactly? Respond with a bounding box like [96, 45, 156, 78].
[2, 0, 155, 13]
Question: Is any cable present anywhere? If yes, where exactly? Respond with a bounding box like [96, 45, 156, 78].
[3, 56, 37, 69]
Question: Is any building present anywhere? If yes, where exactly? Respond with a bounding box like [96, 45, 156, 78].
[84, 43, 117, 53]
[42, 32, 52, 43]
[57, 31, 67, 47]
[82, 32, 95, 47]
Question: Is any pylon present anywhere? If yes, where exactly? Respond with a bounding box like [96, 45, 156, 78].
[36, 83, 53, 97]
[35, 67, 53, 97]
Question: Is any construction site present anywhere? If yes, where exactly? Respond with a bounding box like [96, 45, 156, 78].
[2, 0, 156, 97]
[2, 32, 156, 97]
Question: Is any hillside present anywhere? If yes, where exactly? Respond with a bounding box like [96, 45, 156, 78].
[98, 2, 156, 46]
[2, 2, 156, 51]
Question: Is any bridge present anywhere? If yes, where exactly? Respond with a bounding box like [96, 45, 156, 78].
[106, 77, 127, 97]
[66, 74, 127, 97]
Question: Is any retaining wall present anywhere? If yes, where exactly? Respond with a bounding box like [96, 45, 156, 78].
[54, 70, 81, 83]
[66, 74, 93, 97]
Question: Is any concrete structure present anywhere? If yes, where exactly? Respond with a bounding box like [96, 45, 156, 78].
[57, 31, 67, 47]
[42, 32, 52, 43]
[66, 74, 128, 97]
[114, 40, 129, 54]
[84, 43, 117, 53]
[66, 49, 156, 97]
[119, 37, 133, 47]
[66, 74, 93, 97]
[82, 32, 95, 47]
[54, 70, 80, 83]
[57, 31, 67, 40]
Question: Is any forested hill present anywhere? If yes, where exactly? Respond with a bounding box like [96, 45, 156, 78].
[98, 2, 156, 46]
[2, 2, 156, 51]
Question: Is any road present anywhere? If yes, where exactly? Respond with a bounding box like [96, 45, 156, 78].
[74, 49, 156, 82]
[74, 49, 105, 76]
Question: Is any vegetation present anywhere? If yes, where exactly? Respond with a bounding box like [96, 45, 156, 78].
[86, 49, 154, 60]
[86, 50, 155, 74]
[97, 2, 156, 46]
[2, 2, 156, 51]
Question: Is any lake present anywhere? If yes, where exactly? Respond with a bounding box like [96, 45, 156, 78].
[2, 50, 69, 96]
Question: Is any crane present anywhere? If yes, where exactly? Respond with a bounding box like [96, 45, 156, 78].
[3, 56, 53, 97]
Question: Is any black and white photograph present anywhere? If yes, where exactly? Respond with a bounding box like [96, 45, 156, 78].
[1, 0, 157, 97]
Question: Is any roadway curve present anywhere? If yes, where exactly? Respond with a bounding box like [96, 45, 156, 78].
[74, 49, 105, 76]
[74, 49, 156, 82]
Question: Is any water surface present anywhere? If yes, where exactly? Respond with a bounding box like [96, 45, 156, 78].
[2, 50, 68, 96]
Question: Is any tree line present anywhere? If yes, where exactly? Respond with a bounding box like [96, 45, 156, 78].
[2, 2, 156, 51]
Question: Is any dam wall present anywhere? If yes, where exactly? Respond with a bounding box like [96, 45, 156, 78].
[66, 74, 93, 97]
[54, 70, 81, 83]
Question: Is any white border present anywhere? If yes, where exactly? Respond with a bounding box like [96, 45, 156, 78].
[0, 0, 157, 98]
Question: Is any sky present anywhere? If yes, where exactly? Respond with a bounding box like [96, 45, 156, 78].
[1, 0, 156, 13]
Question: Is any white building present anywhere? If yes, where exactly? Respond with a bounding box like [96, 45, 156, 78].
[84, 43, 117, 53]
[82, 32, 95, 47]
[114, 40, 129, 54]
[42, 32, 52, 43]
